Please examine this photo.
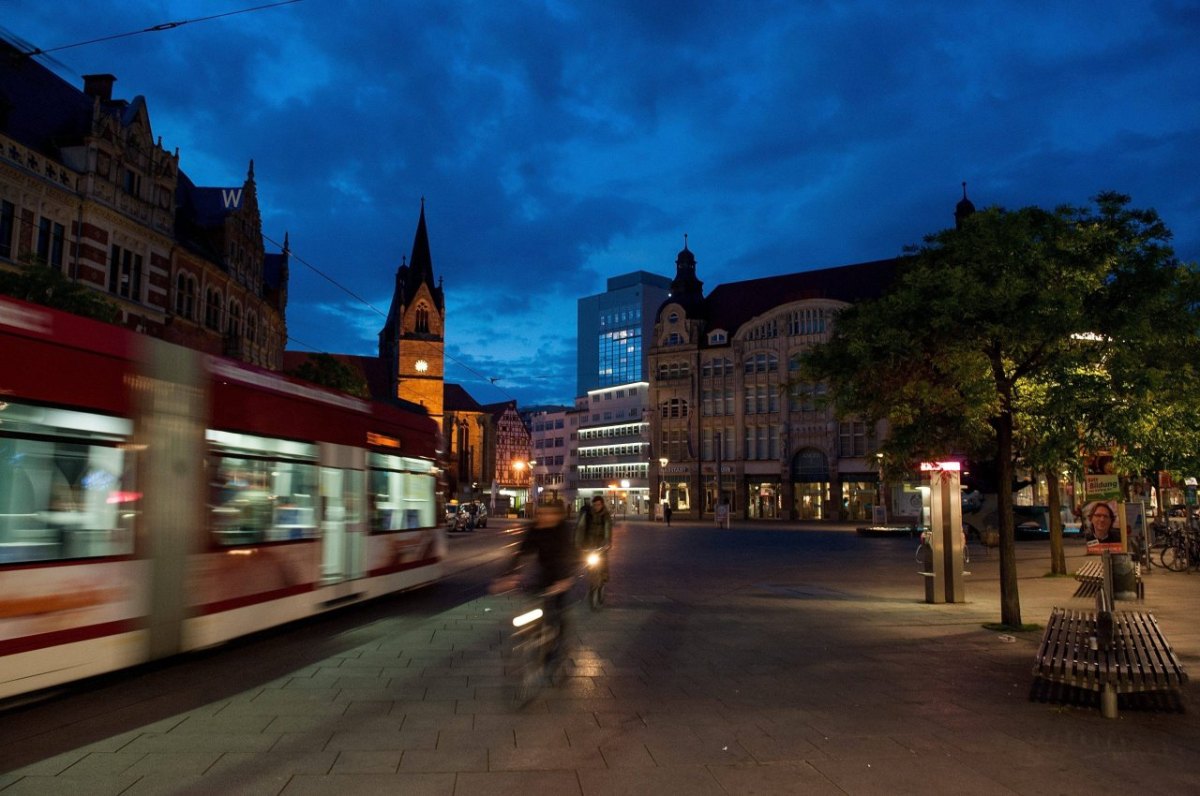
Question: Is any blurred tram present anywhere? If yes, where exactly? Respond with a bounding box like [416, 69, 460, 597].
[0, 296, 445, 700]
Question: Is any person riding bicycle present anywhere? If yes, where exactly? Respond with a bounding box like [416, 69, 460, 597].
[493, 503, 577, 665]
[576, 495, 613, 581]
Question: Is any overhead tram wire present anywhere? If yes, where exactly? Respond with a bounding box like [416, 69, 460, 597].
[12, 0, 304, 59]
[260, 233, 518, 401]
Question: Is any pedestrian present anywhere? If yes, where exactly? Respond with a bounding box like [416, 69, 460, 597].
[715, 500, 730, 529]
[663, 502, 672, 526]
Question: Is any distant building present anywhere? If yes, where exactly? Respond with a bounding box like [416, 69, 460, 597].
[648, 239, 900, 522]
[0, 43, 288, 367]
[525, 405, 574, 508]
[574, 270, 671, 518]
[484, 401, 533, 512]
[444, 383, 490, 505]
[575, 382, 653, 518]
[576, 270, 672, 395]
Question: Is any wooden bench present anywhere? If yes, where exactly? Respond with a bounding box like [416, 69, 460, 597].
[1073, 559, 1144, 600]
[1032, 589, 1186, 718]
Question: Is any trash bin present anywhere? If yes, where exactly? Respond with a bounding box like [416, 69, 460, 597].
[1110, 553, 1138, 601]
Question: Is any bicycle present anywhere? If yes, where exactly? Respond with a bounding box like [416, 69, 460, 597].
[1160, 528, 1200, 572]
[583, 545, 609, 610]
[915, 529, 970, 571]
[495, 576, 574, 704]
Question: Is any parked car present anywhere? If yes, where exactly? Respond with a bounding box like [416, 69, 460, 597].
[445, 502, 461, 528]
[471, 502, 488, 528]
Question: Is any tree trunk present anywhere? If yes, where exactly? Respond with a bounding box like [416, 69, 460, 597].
[1047, 465, 1066, 575]
[995, 411, 1022, 627]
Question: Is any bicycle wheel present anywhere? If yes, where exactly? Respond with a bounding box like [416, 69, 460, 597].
[1161, 544, 1188, 572]
[915, 543, 932, 570]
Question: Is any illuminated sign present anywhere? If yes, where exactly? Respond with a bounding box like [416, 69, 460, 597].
[367, 432, 401, 449]
[919, 461, 961, 472]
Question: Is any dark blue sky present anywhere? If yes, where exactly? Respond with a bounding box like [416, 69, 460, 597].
[9, 1, 1199, 406]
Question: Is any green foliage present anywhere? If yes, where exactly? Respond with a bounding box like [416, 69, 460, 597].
[0, 257, 119, 323]
[287, 353, 370, 399]
[802, 192, 1200, 625]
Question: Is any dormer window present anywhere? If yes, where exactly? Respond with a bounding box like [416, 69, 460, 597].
[708, 330, 727, 345]
[668, 311, 679, 323]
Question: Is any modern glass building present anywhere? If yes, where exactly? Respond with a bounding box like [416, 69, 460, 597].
[576, 271, 672, 395]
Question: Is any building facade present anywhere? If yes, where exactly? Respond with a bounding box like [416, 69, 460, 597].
[527, 406, 572, 507]
[574, 382, 653, 518]
[648, 240, 899, 521]
[576, 270, 672, 395]
[0, 46, 288, 367]
[483, 401, 533, 513]
[574, 270, 671, 517]
[443, 384, 490, 506]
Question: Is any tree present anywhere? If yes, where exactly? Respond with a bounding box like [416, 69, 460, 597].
[0, 257, 119, 323]
[803, 193, 1200, 627]
[286, 353, 370, 398]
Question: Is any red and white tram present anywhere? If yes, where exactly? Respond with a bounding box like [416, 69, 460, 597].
[0, 296, 445, 700]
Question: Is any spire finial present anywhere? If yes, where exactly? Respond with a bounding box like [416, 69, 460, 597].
[421, 196, 425, 210]
[683, 232, 689, 251]
[961, 181, 968, 200]
[248, 159, 255, 180]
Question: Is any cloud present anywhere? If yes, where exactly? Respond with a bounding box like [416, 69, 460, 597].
[9, 0, 1199, 408]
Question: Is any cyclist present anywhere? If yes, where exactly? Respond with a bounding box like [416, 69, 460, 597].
[493, 503, 577, 666]
[576, 495, 613, 582]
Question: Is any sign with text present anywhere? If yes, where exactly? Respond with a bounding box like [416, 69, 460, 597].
[1085, 473, 1120, 500]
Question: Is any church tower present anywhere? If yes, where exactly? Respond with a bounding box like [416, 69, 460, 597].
[379, 199, 446, 429]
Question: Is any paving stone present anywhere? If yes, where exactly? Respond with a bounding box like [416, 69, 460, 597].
[281, 772, 455, 795]
[0, 775, 141, 795]
[330, 750, 401, 773]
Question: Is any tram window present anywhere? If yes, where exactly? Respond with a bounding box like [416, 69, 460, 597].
[372, 458, 439, 533]
[208, 455, 318, 545]
[0, 402, 136, 564]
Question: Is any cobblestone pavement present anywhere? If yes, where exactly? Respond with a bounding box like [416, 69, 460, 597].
[3, 522, 1198, 794]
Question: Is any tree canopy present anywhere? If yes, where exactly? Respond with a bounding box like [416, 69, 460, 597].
[286, 353, 370, 399]
[803, 192, 1200, 626]
[0, 258, 119, 323]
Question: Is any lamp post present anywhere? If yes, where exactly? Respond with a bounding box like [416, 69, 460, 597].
[527, 460, 537, 517]
[658, 456, 668, 521]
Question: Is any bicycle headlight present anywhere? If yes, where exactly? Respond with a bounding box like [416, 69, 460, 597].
[513, 607, 543, 627]
[586, 551, 601, 567]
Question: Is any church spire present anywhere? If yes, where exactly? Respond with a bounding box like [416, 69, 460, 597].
[671, 232, 703, 298]
[954, 181, 976, 229]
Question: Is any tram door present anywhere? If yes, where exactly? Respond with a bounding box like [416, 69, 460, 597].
[319, 444, 366, 583]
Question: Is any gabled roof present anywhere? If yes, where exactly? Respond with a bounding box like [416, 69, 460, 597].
[481, 400, 520, 423]
[444, 383, 485, 412]
[0, 42, 96, 156]
[704, 258, 900, 336]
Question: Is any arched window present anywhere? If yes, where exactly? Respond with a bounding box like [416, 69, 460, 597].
[246, 312, 258, 343]
[205, 289, 223, 330]
[228, 301, 242, 337]
[174, 272, 195, 319]
[659, 398, 690, 418]
[415, 302, 430, 333]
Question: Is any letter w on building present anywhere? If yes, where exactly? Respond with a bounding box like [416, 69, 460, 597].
[221, 188, 243, 209]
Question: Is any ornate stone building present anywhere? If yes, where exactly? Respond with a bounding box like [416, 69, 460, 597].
[0, 43, 288, 368]
[647, 240, 899, 522]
